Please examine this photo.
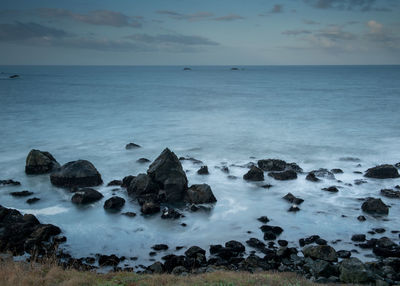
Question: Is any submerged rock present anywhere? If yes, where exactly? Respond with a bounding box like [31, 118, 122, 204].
[50, 160, 102, 188]
[365, 164, 400, 179]
[243, 166, 264, 181]
[380, 189, 400, 199]
[137, 158, 150, 163]
[147, 148, 188, 202]
[361, 197, 389, 215]
[322, 186, 339, 193]
[306, 172, 320, 182]
[185, 184, 216, 204]
[0, 179, 21, 186]
[308, 169, 335, 180]
[257, 159, 302, 172]
[197, 166, 209, 175]
[125, 142, 141, 149]
[331, 168, 343, 174]
[268, 170, 297, 180]
[103, 196, 125, 211]
[282, 193, 304, 205]
[161, 207, 183, 219]
[71, 188, 103, 204]
[10, 190, 33, 197]
[25, 149, 60, 174]
[26, 197, 40, 204]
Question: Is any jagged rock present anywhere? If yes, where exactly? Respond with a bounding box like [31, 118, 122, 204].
[302, 245, 338, 262]
[161, 207, 183, 219]
[127, 173, 159, 198]
[71, 188, 103, 204]
[268, 170, 297, 180]
[257, 216, 270, 223]
[185, 184, 216, 204]
[103, 196, 125, 211]
[339, 258, 370, 283]
[50, 160, 102, 187]
[362, 198, 389, 215]
[25, 149, 60, 174]
[243, 166, 264, 181]
[288, 205, 300, 212]
[365, 164, 400, 179]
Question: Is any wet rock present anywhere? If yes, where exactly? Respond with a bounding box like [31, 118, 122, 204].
[26, 197, 40, 204]
[10, 190, 33, 197]
[171, 266, 188, 275]
[179, 157, 203, 165]
[357, 215, 366, 221]
[310, 168, 336, 180]
[227, 175, 237, 180]
[225, 240, 245, 253]
[302, 245, 338, 262]
[261, 184, 273, 189]
[161, 207, 183, 219]
[147, 148, 188, 202]
[306, 172, 321, 182]
[152, 244, 169, 251]
[107, 180, 122, 186]
[257, 159, 286, 171]
[246, 238, 266, 250]
[125, 142, 141, 149]
[365, 164, 400, 179]
[185, 184, 216, 204]
[339, 258, 370, 283]
[221, 166, 229, 173]
[127, 173, 159, 198]
[337, 250, 351, 259]
[354, 179, 367, 185]
[340, 157, 361, 162]
[163, 254, 186, 273]
[148, 261, 164, 273]
[122, 212, 136, 217]
[0, 179, 21, 186]
[141, 201, 160, 214]
[71, 188, 103, 204]
[9, 74, 19, 79]
[331, 169, 343, 174]
[98, 254, 120, 266]
[25, 149, 60, 174]
[197, 166, 209, 175]
[50, 160, 103, 188]
[185, 246, 206, 258]
[373, 228, 385, 233]
[103, 196, 125, 211]
[268, 170, 297, 181]
[322, 186, 339, 193]
[380, 189, 400, 199]
[243, 166, 264, 181]
[257, 216, 270, 223]
[288, 205, 300, 212]
[310, 259, 338, 278]
[315, 238, 327, 245]
[282, 193, 304, 205]
[351, 234, 366, 242]
[121, 175, 135, 188]
[137, 158, 150, 163]
[373, 237, 400, 258]
[362, 198, 389, 215]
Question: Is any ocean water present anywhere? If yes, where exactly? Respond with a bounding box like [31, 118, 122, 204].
[0, 65, 400, 267]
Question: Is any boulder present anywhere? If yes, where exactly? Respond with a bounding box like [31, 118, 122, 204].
[121, 175, 135, 188]
[308, 169, 335, 180]
[361, 198, 389, 215]
[322, 186, 339, 193]
[0, 179, 21, 186]
[107, 180, 122, 186]
[351, 234, 366, 242]
[103, 196, 125, 211]
[185, 184, 216, 204]
[148, 261, 164, 273]
[10, 190, 33, 197]
[302, 245, 338, 262]
[331, 169, 343, 174]
[243, 166, 264, 181]
[309, 259, 338, 278]
[141, 201, 160, 214]
[25, 149, 60, 174]
[365, 164, 400, 179]
[137, 158, 150, 163]
[225, 240, 245, 253]
[380, 189, 400, 199]
[98, 254, 120, 266]
[26, 197, 40, 204]
[258, 159, 286, 171]
[127, 173, 159, 198]
[125, 142, 141, 149]
[152, 244, 169, 251]
[147, 148, 188, 202]
[306, 172, 320, 182]
[268, 170, 297, 180]
[197, 166, 209, 175]
[339, 258, 370, 283]
[71, 188, 103, 204]
[282, 193, 304, 205]
[246, 238, 266, 250]
[50, 160, 102, 187]
[185, 246, 206, 258]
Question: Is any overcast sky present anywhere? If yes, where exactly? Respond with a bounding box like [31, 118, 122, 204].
[0, 0, 399, 65]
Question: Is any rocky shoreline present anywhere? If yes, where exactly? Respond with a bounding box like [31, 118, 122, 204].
[1, 147, 400, 285]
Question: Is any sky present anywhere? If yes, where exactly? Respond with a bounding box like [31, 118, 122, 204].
[0, 0, 399, 65]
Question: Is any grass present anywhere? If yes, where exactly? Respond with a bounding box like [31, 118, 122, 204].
[0, 257, 323, 286]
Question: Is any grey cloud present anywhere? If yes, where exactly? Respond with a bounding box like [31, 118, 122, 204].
[126, 33, 219, 46]
[213, 14, 244, 21]
[156, 10, 214, 21]
[303, 0, 392, 11]
[38, 8, 142, 27]
[0, 21, 69, 41]
[282, 30, 313, 35]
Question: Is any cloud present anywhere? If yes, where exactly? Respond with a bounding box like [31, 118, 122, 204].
[126, 33, 219, 46]
[213, 14, 244, 21]
[0, 21, 69, 41]
[38, 8, 142, 28]
[364, 20, 400, 49]
[303, 0, 392, 11]
[282, 30, 313, 36]
[156, 10, 214, 21]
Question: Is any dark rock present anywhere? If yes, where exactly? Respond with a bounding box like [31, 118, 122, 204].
[26, 197, 40, 204]
[362, 198, 389, 215]
[71, 188, 103, 204]
[365, 164, 400, 179]
[302, 235, 320, 245]
[373, 228, 385, 233]
[107, 180, 122, 186]
[306, 172, 321, 182]
[185, 184, 216, 204]
[261, 184, 273, 189]
[227, 175, 237, 180]
[302, 245, 338, 262]
[163, 254, 185, 273]
[357, 215, 366, 221]
[122, 212, 136, 217]
[243, 166, 264, 181]
[260, 225, 283, 235]
[257, 159, 286, 171]
[121, 175, 135, 188]
[225, 240, 245, 253]
[127, 173, 159, 198]
[339, 157, 361, 162]
[50, 160, 102, 188]
[354, 179, 367, 185]
[288, 205, 300, 212]
[98, 254, 120, 266]
[171, 266, 188, 275]
[0, 179, 21, 186]
[197, 166, 209, 175]
[381, 189, 400, 199]
[125, 142, 141, 149]
[257, 216, 270, 223]
[25, 149, 60, 174]
[263, 232, 277, 240]
[147, 148, 188, 202]
[351, 234, 366, 242]
[185, 246, 206, 258]
[161, 207, 183, 219]
[221, 166, 229, 173]
[268, 170, 297, 181]
[309, 169, 335, 180]
[152, 244, 169, 251]
[282, 193, 304, 205]
[309, 259, 338, 278]
[331, 169, 343, 174]
[103, 196, 125, 211]
[141, 201, 160, 214]
[183, 67, 191, 71]
[10, 190, 33, 197]
[54, 236, 67, 244]
[179, 157, 203, 165]
[315, 238, 327, 245]
[322, 186, 339, 193]
[148, 261, 164, 273]
[339, 258, 369, 283]
[246, 238, 266, 249]
[9, 74, 19, 79]
[137, 158, 150, 163]
[209, 244, 223, 254]
[278, 240, 288, 247]
[337, 250, 351, 259]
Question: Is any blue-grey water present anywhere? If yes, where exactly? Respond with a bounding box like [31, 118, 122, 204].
[0, 66, 399, 267]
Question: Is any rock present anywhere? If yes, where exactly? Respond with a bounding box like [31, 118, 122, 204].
[340, 157, 361, 162]
[163, 254, 186, 273]
[9, 74, 19, 79]
[246, 238, 266, 250]
[380, 189, 400, 199]
[0, 179, 21, 186]
[137, 158, 150, 163]
[171, 266, 188, 275]
[71, 188, 103, 204]
[362, 198, 389, 215]
[122, 212, 136, 217]
[103, 196, 125, 211]
[306, 172, 320, 182]
[337, 250, 351, 259]
[322, 186, 339, 193]
[10, 190, 33, 197]
[260, 225, 283, 235]
[310, 259, 338, 278]
[351, 234, 366, 242]
[354, 179, 367, 185]
[147, 148, 188, 202]
[127, 173, 159, 198]
[148, 261, 164, 273]
[185, 246, 206, 258]
[268, 170, 297, 180]
[25, 149, 60, 174]
[107, 180, 122, 186]
[302, 245, 338, 262]
[50, 160, 102, 188]
[365, 164, 400, 179]
[141, 201, 160, 214]
[331, 169, 343, 174]
[257, 216, 270, 223]
[125, 142, 141, 149]
[373, 228, 385, 233]
[310, 168, 336, 180]
[288, 205, 300, 212]
[197, 166, 209, 175]
[183, 67, 191, 71]
[225, 240, 245, 253]
[26, 197, 40, 204]
[98, 254, 120, 266]
[339, 258, 369, 283]
[282, 193, 304, 205]
[152, 244, 169, 251]
[161, 207, 183, 219]
[179, 157, 203, 165]
[121, 175, 135, 188]
[243, 166, 264, 181]
[185, 184, 216, 204]
[257, 159, 287, 171]
[261, 184, 273, 189]
[221, 166, 229, 173]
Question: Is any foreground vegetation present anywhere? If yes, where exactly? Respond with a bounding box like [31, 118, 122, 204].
[0, 258, 321, 286]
